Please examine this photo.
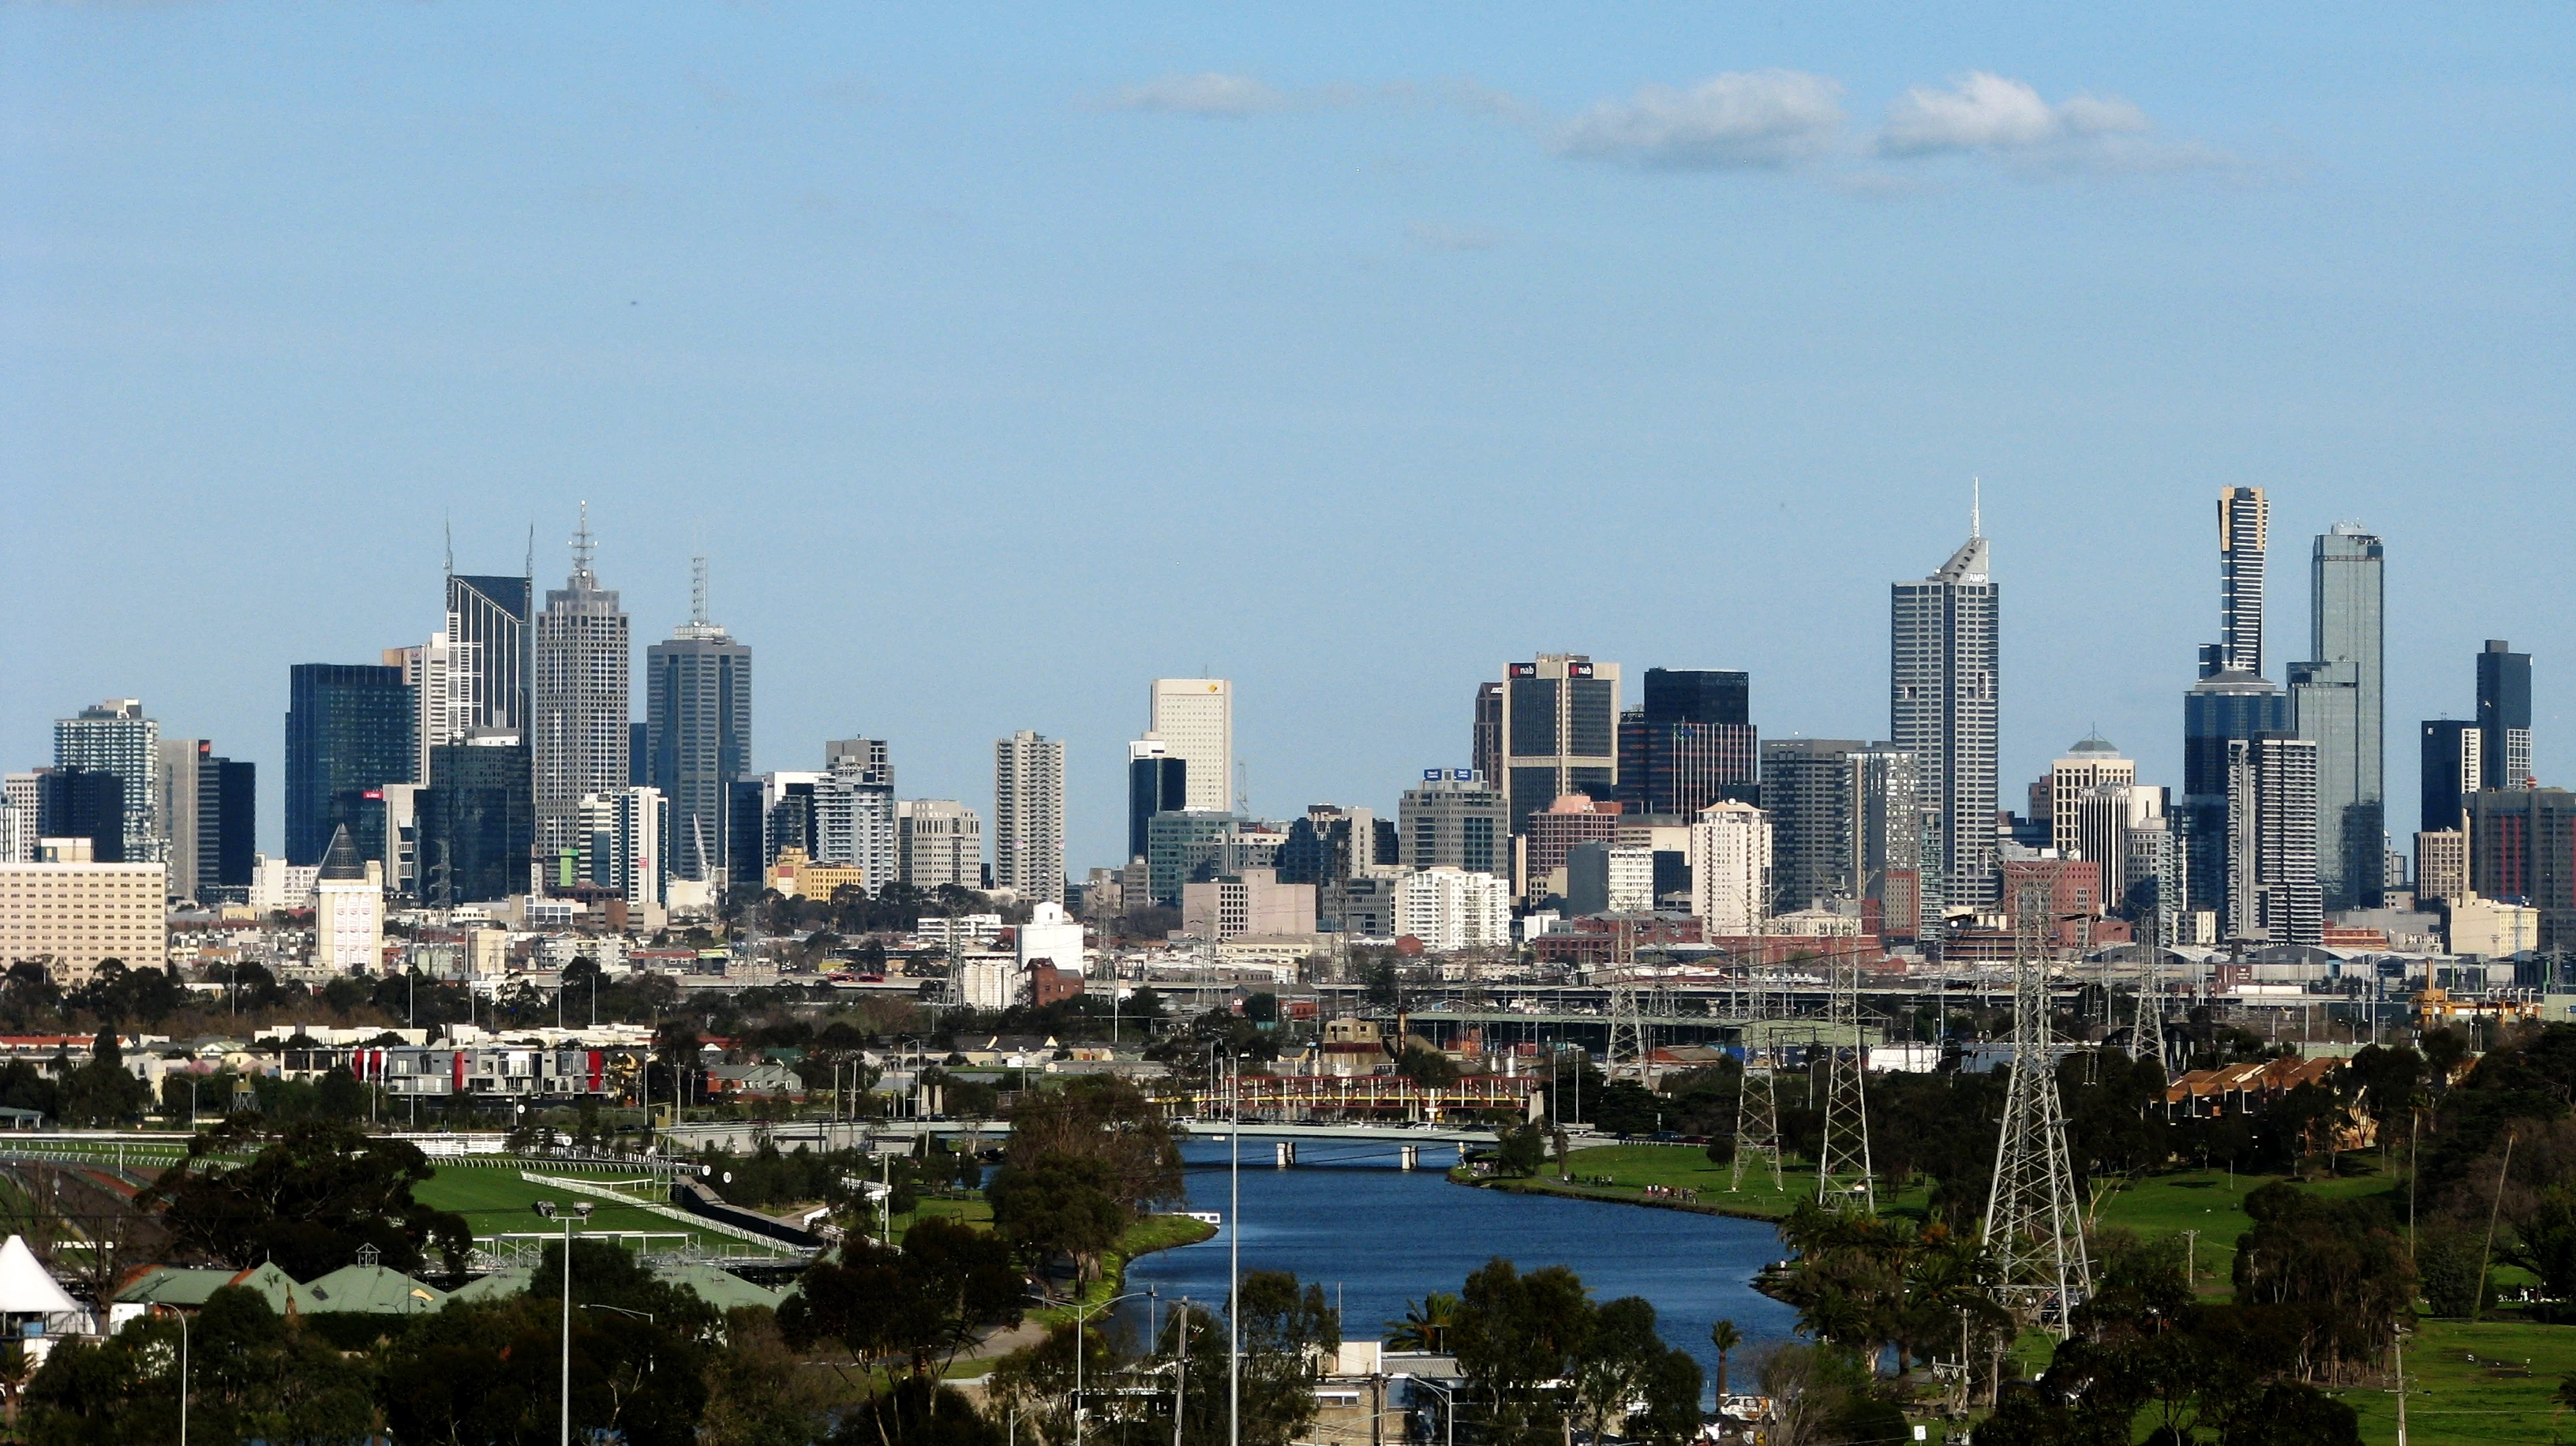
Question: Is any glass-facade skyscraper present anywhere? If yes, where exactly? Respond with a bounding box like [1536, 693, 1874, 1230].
[2290, 525, 2384, 910]
[1498, 654, 1621, 834]
[2478, 639, 2533, 790]
[53, 699, 160, 863]
[284, 664, 417, 866]
[646, 560, 751, 883]
[1892, 528, 1997, 908]
[2183, 488, 2290, 930]
[418, 735, 534, 905]
[1616, 668, 1757, 817]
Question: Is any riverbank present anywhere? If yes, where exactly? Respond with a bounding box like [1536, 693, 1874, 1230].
[1451, 1142, 1934, 1223]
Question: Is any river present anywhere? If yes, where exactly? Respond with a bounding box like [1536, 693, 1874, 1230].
[1115, 1139, 1802, 1388]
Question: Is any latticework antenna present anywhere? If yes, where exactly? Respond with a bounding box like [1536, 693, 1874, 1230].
[1984, 882, 2092, 1335]
[690, 553, 710, 627]
[571, 500, 597, 576]
[1814, 948, 1875, 1212]
[2129, 890, 2168, 1068]
[1732, 968, 1783, 1192]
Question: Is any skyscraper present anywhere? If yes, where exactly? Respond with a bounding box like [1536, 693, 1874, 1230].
[156, 739, 250, 904]
[36, 768, 126, 863]
[447, 571, 533, 734]
[1892, 521, 1998, 908]
[2290, 525, 2385, 909]
[1149, 679, 1233, 813]
[1126, 737, 1188, 862]
[897, 800, 983, 891]
[54, 699, 160, 863]
[533, 508, 631, 874]
[2226, 735, 2320, 947]
[1400, 770, 1510, 878]
[2047, 736, 2136, 860]
[2469, 788, 2576, 946]
[1499, 654, 1622, 834]
[1617, 668, 1758, 817]
[646, 557, 752, 883]
[994, 730, 1065, 904]
[285, 665, 416, 866]
[578, 786, 668, 908]
[1761, 738, 1866, 914]
[1688, 800, 1772, 934]
[817, 740, 896, 893]
[2421, 721, 2481, 836]
[419, 732, 534, 905]
[388, 635, 482, 784]
[2478, 639, 2533, 790]
[2184, 489, 2292, 928]
[1471, 681, 1504, 789]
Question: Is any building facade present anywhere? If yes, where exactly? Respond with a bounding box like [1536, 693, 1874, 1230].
[286, 665, 416, 867]
[1760, 738, 1865, 914]
[644, 567, 751, 884]
[2048, 736, 2136, 859]
[2420, 720, 2481, 837]
[2469, 788, 2576, 946]
[1522, 794, 1622, 902]
[1498, 654, 1621, 834]
[54, 699, 161, 863]
[1148, 679, 1233, 813]
[1616, 668, 1757, 818]
[313, 826, 384, 972]
[578, 787, 668, 908]
[2478, 640, 2533, 791]
[0, 847, 166, 985]
[1393, 867, 1511, 952]
[1892, 530, 1998, 907]
[1688, 800, 1771, 935]
[418, 734, 533, 906]
[2290, 525, 2385, 911]
[2226, 735, 2322, 947]
[898, 800, 983, 891]
[36, 769, 125, 865]
[993, 730, 1065, 904]
[446, 571, 533, 735]
[532, 515, 631, 875]
[1398, 770, 1509, 878]
[1127, 738, 1188, 862]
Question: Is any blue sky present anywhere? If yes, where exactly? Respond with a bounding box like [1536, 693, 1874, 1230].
[5, 4, 2570, 871]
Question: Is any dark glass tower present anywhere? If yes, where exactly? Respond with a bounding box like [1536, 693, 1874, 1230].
[283, 663, 416, 866]
[417, 736, 534, 905]
[213, 758, 256, 890]
[1618, 668, 1758, 817]
[36, 768, 125, 862]
[446, 572, 532, 733]
[2478, 640, 2533, 790]
[2182, 486, 2290, 929]
[646, 564, 753, 883]
[2420, 720, 2480, 836]
[1127, 748, 1188, 861]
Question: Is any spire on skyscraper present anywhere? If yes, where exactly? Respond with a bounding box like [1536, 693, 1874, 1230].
[570, 501, 597, 580]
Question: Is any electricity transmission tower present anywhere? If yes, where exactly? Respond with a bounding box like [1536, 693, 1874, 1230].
[1815, 949, 1875, 1213]
[1732, 968, 1784, 1192]
[1604, 920, 1650, 1079]
[1984, 884, 2092, 1335]
[2129, 899, 2168, 1068]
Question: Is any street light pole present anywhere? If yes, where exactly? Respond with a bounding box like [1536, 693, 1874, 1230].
[534, 1197, 594, 1446]
[178, 1308, 189, 1446]
[1229, 1049, 1240, 1446]
[1072, 1290, 1150, 1446]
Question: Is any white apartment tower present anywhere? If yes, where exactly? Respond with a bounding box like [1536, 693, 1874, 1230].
[994, 731, 1065, 905]
[1149, 679, 1234, 813]
[578, 786, 668, 908]
[54, 699, 161, 862]
[533, 507, 632, 867]
[899, 800, 983, 891]
[1689, 800, 1772, 934]
[2049, 735, 2136, 859]
[1394, 866, 1512, 953]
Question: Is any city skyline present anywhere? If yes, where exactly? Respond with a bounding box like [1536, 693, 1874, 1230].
[7, 6, 2570, 871]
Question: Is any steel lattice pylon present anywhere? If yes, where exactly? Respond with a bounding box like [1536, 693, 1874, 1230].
[1984, 885, 2092, 1335]
[1732, 970, 1784, 1193]
[1815, 951, 1875, 1213]
[1606, 981, 1649, 1080]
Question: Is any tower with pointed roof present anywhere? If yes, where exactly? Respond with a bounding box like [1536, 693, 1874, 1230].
[532, 505, 632, 886]
[1892, 502, 1999, 908]
[313, 823, 384, 971]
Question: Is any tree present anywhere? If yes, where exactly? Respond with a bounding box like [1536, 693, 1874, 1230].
[1709, 1318, 1742, 1399]
[987, 1152, 1130, 1286]
[144, 1119, 470, 1279]
[1452, 1257, 1595, 1446]
[781, 1219, 1023, 1375]
[1494, 1124, 1548, 1178]
[24, 1287, 373, 1446]
[54, 1032, 149, 1127]
[1396, 1043, 1461, 1089]
[1386, 1292, 1460, 1353]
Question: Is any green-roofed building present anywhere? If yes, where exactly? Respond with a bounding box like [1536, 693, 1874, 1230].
[114, 1267, 240, 1310]
[302, 1253, 447, 1317]
[214, 1261, 311, 1316]
[653, 1263, 784, 1313]
[447, 1270, 531, 1303]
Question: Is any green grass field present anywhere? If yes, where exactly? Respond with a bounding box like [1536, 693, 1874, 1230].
[1473, 1141, 1930, 1222]
[412, 1164, 745, 1254]
[2087, 1163, 2391, 1294]
[2327, 1320, 2576, 1445]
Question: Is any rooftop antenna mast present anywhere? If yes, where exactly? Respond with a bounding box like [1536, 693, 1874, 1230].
[1972, 476, 1983, 539]
[691, 553, 710, 627]
[444, 517, 455, 578]
[571, 501, 597, 578]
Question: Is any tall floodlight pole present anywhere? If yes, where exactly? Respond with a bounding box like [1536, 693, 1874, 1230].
[1815, 949, 1875, 1212]
[1228, 1051, 1241, 1446]
[1983, 884, 2092, 1336]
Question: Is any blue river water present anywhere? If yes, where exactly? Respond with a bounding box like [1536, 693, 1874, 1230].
[1114, 1140, 1802, 1389]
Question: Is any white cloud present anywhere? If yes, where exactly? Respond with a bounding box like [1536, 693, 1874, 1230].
[1095, 73, 1290, 118]
[1552, 69, 1844, 170]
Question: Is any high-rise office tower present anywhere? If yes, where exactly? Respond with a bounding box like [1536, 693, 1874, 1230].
[994, 730, 1065, 904]
[1760, 739, 1866, 914]
[54, 699, 161, 863]
[817, 740, 896, 893]
[156, 739, 249, 903]
[2469, 789, 2576, 946]
[578, 786, 668, 908]
[1399, 770, 1511, 878]
[2184, 489, 2292, 927]
[2420, 721, 2482, 837]
[2079, 783, 2181, 940]
[533, 508, 631, 873]
[1471, 682, 1504, 789]
[2478, 639, 2533, 790]
[1617, 669, 1758, 817]
[645, 557, 751, 884]
[1853, 744, 1927, 938]
[1149, 679, 1233, 813]
[2226, 735, 2320, 947]
[2048, 736, 2136, 860]
[2289, 525, 2385, 909]
[1499, 654, 1622, 834]
[446, 570, 532, 734]
[1126, 737, 1188, 862]
[418, 731, 534, 905]
[1892, 519, 1998, 908]
[388, 636, 482, 785]
[37, 768, 126, 863]
[897, 800, 983, 891]
[1275, 804, 1394, 888]
[724, 771, 822, 895]
[285, 665, 416, 866]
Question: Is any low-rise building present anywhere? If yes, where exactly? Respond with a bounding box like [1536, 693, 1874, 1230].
[0, 839, 167, 986]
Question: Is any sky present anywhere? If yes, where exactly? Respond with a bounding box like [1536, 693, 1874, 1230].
[4, 4, 2571, 872]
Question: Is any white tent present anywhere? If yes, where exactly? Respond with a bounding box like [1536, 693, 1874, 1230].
[0, 1234, 91, 1343]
